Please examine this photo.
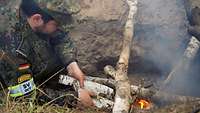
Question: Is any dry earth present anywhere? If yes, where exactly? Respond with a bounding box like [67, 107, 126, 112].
[68, 0, 200, 112]
[69, 0, 194, 86]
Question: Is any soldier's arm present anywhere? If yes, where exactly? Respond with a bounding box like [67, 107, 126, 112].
[51, 30, 77, 66]
[16, 36, 33, 62]
[51, 30, 85, 87]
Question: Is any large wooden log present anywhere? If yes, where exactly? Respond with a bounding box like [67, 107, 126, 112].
[86, 76, 116, 88]
[104, 0, 138, 112]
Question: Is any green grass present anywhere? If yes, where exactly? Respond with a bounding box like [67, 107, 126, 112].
[0, 96, 107, 113]
[0, 101, 106, 113]
[0, 89, 108, 113]
[0, 72, 109, 113]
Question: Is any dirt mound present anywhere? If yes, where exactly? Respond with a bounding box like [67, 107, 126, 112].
[68, 0, 145, 74]
[77, 0, 128, 21]
[69, 0, 190, 75]
[69, 0, 129, 74]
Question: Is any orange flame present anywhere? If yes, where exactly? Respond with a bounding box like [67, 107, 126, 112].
[138, 99, 150, 109]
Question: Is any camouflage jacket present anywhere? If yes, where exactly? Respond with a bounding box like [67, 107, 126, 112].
[0, 0, 24, 86]
[18, 23, 77, 81]
[0, 0, 77, 87]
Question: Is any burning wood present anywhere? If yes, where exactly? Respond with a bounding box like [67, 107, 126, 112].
[137, 99, 151, 109]
[59, 74, 200, 111]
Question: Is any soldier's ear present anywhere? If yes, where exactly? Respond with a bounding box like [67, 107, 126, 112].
[29, 14, 44, 27]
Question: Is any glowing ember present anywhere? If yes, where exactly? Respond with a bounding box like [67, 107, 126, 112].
[138, 99, 150, 109]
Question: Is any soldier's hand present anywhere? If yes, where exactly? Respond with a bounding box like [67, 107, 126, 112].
[77, 74, 85, 88]
[78, 88, 94, 107]
[67, 62, 86, 88]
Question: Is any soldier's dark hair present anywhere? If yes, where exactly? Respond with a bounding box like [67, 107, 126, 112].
[20, 0, 54, 23]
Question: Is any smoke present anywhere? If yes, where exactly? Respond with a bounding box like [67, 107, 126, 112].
[133, 0, 200, 96]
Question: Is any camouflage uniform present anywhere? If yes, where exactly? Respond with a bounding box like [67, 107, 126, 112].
[17, 23, 77, 83]
[0, 0, 24, 87]
[0, 0, 78, 105]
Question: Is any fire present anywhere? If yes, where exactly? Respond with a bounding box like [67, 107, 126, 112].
[138, 99, 150, 109]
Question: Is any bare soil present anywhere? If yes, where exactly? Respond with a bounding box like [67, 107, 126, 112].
[68, 0, 200, 112]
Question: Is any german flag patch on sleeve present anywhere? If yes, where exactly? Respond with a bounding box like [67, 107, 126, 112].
[18, 64, 30, 70]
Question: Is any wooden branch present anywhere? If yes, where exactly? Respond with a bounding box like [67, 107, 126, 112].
[152, 91, 200, 104]
[131, 85, 155, 97]
[104, 65, 117, 78]
[118, 0, 138, 65]
[164, 36, 200, 85]
[104, 0, 138, 112]
[130, 85, 200, 104]
[86, 76, 116, 88]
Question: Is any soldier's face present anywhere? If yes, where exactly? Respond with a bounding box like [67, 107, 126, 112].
[27, 14, 58, 34]
[41, 20, 58, 34]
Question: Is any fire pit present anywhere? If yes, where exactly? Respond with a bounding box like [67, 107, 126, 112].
[134, 98, 152, 110]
